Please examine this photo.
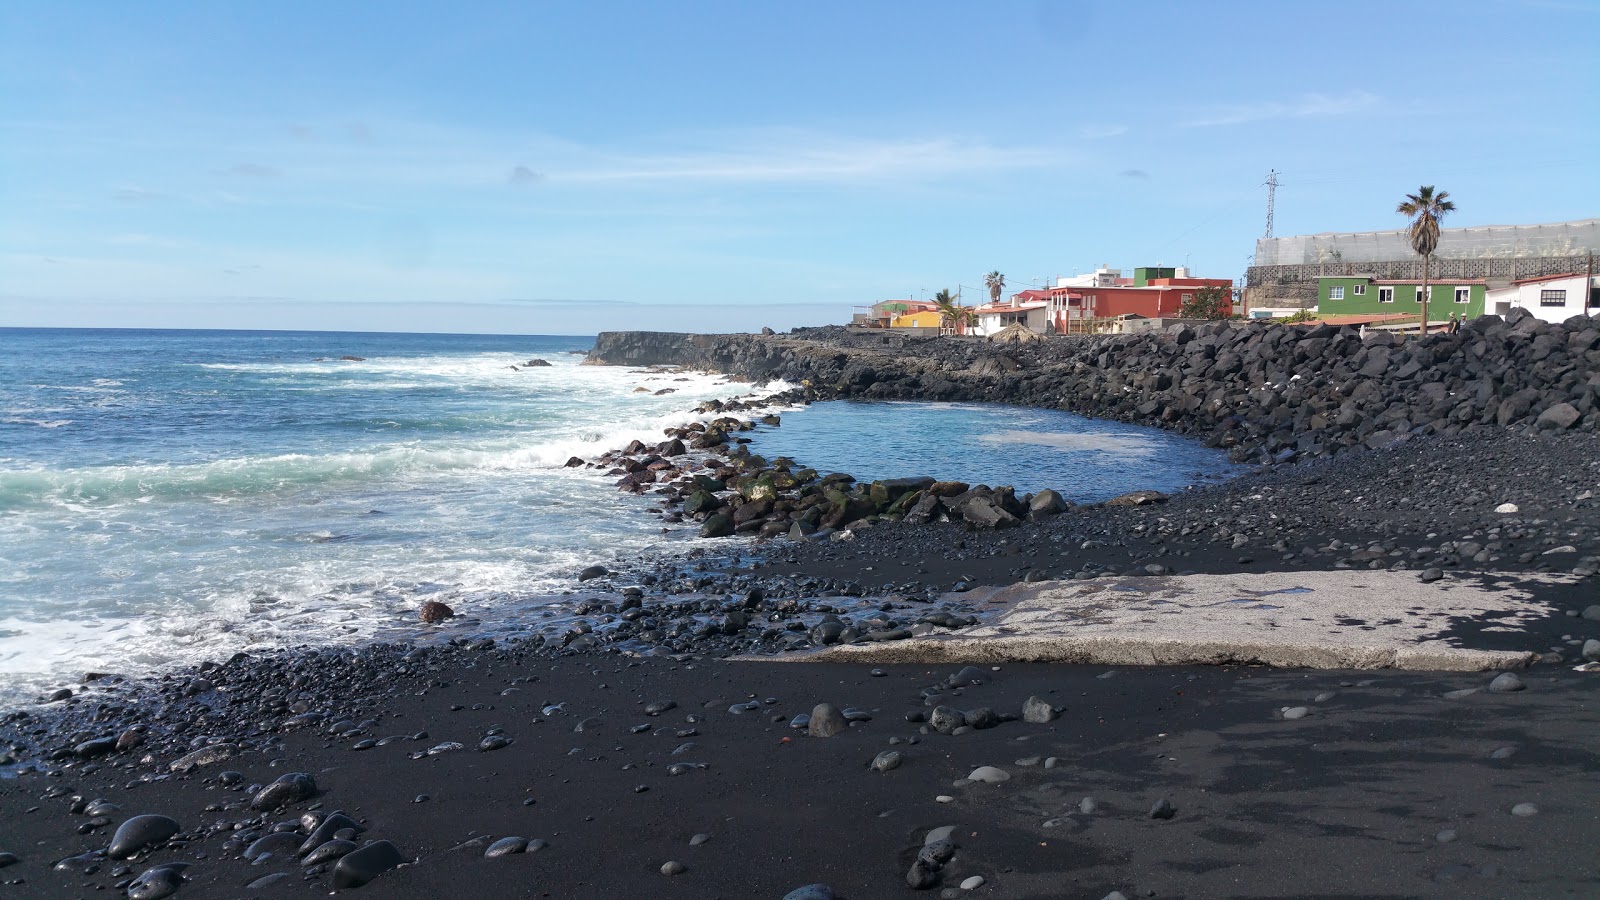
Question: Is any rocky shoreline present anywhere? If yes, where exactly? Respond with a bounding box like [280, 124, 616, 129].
[5, 323, 1600, 897]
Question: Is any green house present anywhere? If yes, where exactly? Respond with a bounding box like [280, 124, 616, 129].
[1317, 275, 1486, 321]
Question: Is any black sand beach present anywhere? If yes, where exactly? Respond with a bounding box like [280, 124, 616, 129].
[6, 323, 1600, 898]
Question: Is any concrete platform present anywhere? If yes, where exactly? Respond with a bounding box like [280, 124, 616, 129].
[788, 570, 1568, 671]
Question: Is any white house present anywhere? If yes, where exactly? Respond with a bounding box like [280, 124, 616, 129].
[969, 298, 1050, 337]
[1486, 273, 1598, 324]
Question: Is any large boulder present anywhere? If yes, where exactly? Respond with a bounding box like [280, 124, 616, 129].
[1028, 489, 1068, 520]
[1537, 402, 1581, 430]
[961, 496, 1020, 529]
[700, 512, 735, 538]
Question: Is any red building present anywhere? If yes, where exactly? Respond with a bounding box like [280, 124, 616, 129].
[1041, 277, 1233, 332]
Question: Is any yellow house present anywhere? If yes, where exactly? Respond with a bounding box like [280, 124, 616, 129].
[891, 310, 943, 328]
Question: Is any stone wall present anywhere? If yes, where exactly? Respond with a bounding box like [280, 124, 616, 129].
[1247, 255, 1590, 288]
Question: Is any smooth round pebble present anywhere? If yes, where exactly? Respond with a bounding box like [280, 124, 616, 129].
[1282, 706, 1310, 720]
[961, 875, 986, 890]
[661, 860, 687, 875]
[689, 833, 711, 846]
[1510, 803, 1539, 817]
[967, 766, 1009, 784]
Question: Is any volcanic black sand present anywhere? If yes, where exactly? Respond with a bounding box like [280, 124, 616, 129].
[5, 424, 1600, 898]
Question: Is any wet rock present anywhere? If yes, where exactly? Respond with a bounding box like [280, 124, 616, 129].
[126, 862, 188, 900]
[251, 772, 317, 810]
[478, 735, 512, 752]
[577, 565, 610, 581]
[332, 840, 404, 889]
[245, 831, 302, 860]
[419, 601, 455, 624]
[303, 839, 358, 866]
[1107, 490, 1168, 507]
[871, 750, 903, 772]
[298, 812, 363, 855]
[485, 836, 529, 858]
[108, 814, 181, 859]
[169, 742, 238, 773]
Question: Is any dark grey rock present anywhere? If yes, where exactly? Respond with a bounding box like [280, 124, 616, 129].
[331, 840, 404, 889]
[782, 885, 836, 900]
[807, 703, 848, 737]
[485, 836, 528, 858]
[871, 750, 903, 772]
[108, 814, 181, 860]
[1150, 798, 1176, 819]
[251, 772, 317, 810]
[127, 863, 188, 900]
[1488, 672, 1525, 693]
[303, 839, 358, 866]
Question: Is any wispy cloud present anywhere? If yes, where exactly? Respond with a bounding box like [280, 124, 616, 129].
[507, 165, 544, 186]
[557, 133, 1061, 185]
[1181, 91, 1380, 128]
[1120, 168, 1149, 179]
[1079, 124, 1128, 139]
[113, 185, 165, 203]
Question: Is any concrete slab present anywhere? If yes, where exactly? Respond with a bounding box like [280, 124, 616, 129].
[781, 570, 1567, 671]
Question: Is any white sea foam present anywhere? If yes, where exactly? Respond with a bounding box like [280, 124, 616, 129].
[0, 344, 795, 701]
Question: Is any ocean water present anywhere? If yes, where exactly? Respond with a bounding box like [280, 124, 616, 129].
[0, 328, 776, 701]
[746, 400, 1243, 500]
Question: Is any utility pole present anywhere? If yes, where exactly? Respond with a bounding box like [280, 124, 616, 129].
[1263, 169, 1278, 239]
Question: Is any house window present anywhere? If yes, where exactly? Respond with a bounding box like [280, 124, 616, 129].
[1181, 293, 1193, 302]
[1378, 287, 1394, 303]
[1329, 286, 1345, 300]
[1353, 284, 1367, 296]
[1413, 286, 1424, 302]
[1454, 287, 1471, 304]
[1541, 289, 1567, 307]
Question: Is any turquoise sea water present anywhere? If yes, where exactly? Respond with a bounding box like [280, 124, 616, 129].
[745, 401, 1243, 500]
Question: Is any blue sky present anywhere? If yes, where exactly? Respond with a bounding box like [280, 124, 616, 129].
[2, 0, 1596, 335]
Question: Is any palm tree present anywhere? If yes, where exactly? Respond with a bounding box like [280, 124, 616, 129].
[1397, 186, 1456, 335]
[932, 289, 962, 335]
[984, 271, 1006, 306]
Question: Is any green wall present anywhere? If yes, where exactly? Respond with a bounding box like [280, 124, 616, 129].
[1317, 277, 1484, 321]
[1134, 267, 1176, 287]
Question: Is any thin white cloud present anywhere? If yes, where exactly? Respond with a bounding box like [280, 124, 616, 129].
[1181, 91, 1380, 128]
[557, 135, 1061, 185]
[1079, 124, 1128, 139]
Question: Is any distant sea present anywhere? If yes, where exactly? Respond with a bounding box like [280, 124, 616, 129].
[0, 328, 1239, 702]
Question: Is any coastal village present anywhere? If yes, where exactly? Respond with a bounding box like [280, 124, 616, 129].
[853, 213, 1599, 339]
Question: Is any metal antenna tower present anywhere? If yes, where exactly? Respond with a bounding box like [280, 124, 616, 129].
[1263, 169, 1278, 238]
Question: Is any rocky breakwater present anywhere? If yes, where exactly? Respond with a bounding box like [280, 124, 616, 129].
[570, 391, 1079, 542]
[589, 308, 1600, 464]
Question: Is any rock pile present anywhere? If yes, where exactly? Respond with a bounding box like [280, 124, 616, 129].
[588, 308, 1600, 464]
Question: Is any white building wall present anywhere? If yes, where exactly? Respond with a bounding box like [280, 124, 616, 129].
[1488, 275, 1597, 324]
[972, 306, 1051, 337]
